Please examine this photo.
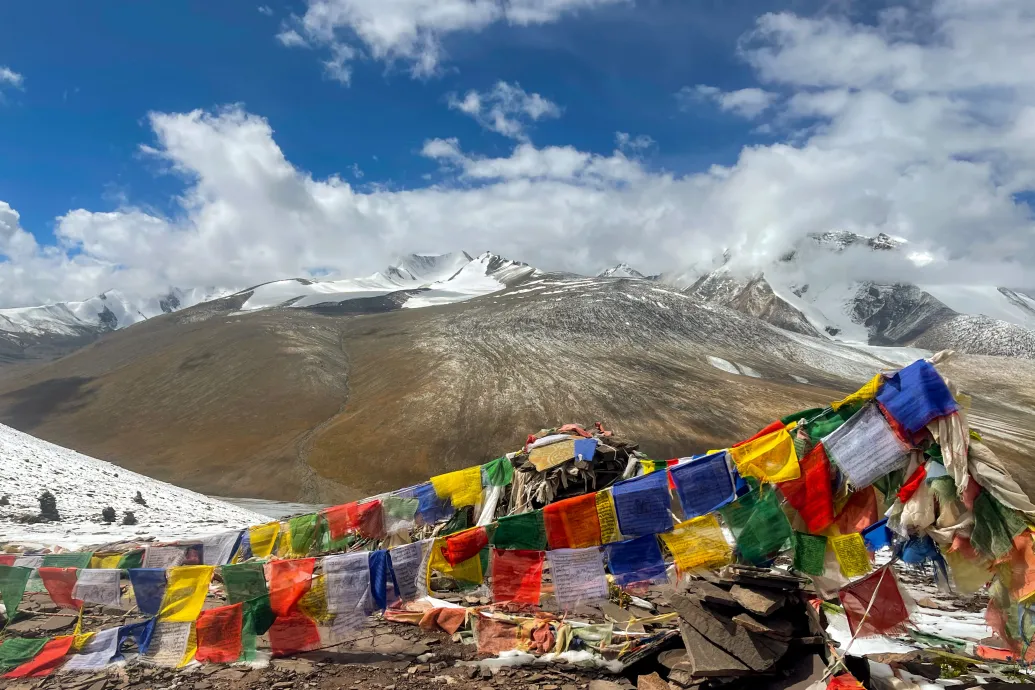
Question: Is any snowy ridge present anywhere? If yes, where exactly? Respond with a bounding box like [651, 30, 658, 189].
[0, 422, 266, 548]
[598, 263, 651, 279]
[239, 251, 536, 311]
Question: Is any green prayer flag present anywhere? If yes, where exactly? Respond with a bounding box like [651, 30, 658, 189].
[972, 492, 1028, 560]
[0, 565, 33, 620]
[241, 594, 276, 661]
[318, 520, 352, 553]
[0, 637, 48, 671]
[289, 513, 319, 555]
[792, 532, 827, 576]
[719, 480, 761, 535]
[41, 553, 93, 569]
[440, 507, 471, 536]
[222, 562, 268, 604]
[491, 510, 547, 550]
[734, 489, 791, 565]
[117, 549, 145, 570]
[803, 405, 859, 440]
[383, 496, 419, 519]
[482, 457, 514, 487]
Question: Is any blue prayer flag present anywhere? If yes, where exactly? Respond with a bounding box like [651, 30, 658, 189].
[415, 482, 455, 525]
[611, 470, 674, 537]
[116, 618, 156, 658]
[860, 518, 893, 552]
[573, 438, 597, 462]
[875, 360, 957, 434]
[127, 568, 167, 617]
[368, 550, 400, 611]
[669, 452, 736, 519]
[605, 535, 668, 586]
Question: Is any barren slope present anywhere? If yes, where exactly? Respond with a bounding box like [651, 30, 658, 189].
[0, 276, 1031, 503]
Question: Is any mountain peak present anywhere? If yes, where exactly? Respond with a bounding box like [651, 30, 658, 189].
[599, 263, 648, 279]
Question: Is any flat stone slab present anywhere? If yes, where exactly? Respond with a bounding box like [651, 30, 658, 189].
[730, 584, 786, 616]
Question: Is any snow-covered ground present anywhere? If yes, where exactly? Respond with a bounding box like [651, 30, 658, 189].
[0, 423, 266, 549]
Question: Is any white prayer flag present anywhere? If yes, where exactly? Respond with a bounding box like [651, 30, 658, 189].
[73, 569, 123, 608]
[323, 552, 372, 615]
[388, 540, 429, 602]
[198, 531, 241, 566]
[142, 621, 193, 668]
[63, 627, 120, 672]
[143, 546, 186, 569]
[546, 547, 608, 610]
[822, 403, 910, 489]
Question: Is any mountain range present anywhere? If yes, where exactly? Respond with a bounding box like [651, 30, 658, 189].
[0, 236, 1031, 505]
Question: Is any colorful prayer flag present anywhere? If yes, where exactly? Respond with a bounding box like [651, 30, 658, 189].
[222, 561, 268, 604]
[822, 404, 910, 489]
[248, 522, 281, 559]
[266, 558, 315, 617]
[37, 567, 82, 610]
[544, 493, 602, 549]
[288, 514, 319, 557]
[875, 360, 957, 434]
[414, 482, 455, 525]
[730, 426, 801, 483]
[492, 510, 547, 550]
[546, 547, 608, 609]
[0, 638, 48, 673]
[490, 549, 544, 605]
[611, 470, 674, 537]
[792, 532, 827, 576]
[733, 488, 792, 565]
[777, 443, 835, 532]
[832, 374, 883, 411]
[443, 526, 489, 566]
[595, 490, 622, 544]
[660, 515, 732, 572]
[605, 535, 667, 587]
[127, 569, 167, 616]
[72, 569, 122, 608]
[158, 565, 214, 622]
[830, 534, 873, 578]
[269, 610, 321, 657]
[3, 636, 73, 678]
[839, 565, 912, 637]
[834, 487, 880, 535]
[195, 603, 244, 663]
[669, 451, 736, 519]
[430, 466, 483, 508]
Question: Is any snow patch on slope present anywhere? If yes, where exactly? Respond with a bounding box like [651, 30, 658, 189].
[0, 423, 266, 549]
[922, 284, 1035, 328]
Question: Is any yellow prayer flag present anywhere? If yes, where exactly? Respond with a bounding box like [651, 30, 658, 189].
[831, 374, 882, 411]
[430, 466, 483, 508]
[660, 515, 732, 572]
[89, 554, 123, 569]
[158, 565, 215, 622]
[595, 489, 622, 544]
[297, 574, 331, 623]
[71, 632, 94, 652]
[830, 534, 872, 578]
[427, 537, 483, 592]
[179, 624, 198, 668]
[248, 522, 280, 559]
[528, 440, 577, 472]
[729, 429, 800, 483]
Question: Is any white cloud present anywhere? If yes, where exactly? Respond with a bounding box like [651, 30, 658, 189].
[258, 5, 274, 16]
[615, 132, 655, 153]
[2, 0, 1035, 309]
[679, 84, 777, 118]
[282, 0, 627, 81]
[447, 81, 561, 140]
[0, 66, 24, 90]
[276, 28, 309, 48]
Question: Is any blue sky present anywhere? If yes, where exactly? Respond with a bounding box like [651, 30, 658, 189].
[0, 0, 804, 242]
[0, 0, 1032, 306]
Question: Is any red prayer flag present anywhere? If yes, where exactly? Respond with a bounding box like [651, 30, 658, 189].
[835, 486, 879, 535]
[266, 558, 315, 617]
[269, 610, 321, 657]
[3, 636, 75, 678]
[897, 464, 928, 503]
[348, 500, 385, 540]
[38, 567, 83, 610]
[543, 493, 601, 549]
[733, 421, 785, 448]
[491, 549, 544, 605]
[443, 527, 489, 566]
[828, 673, 866, 690]
[195, 602, 244, 663]
[322, 503, 355, 540]
[0, 555, 16, 567]
[839, 565, 911, 637]
[778, 442, 835, 532]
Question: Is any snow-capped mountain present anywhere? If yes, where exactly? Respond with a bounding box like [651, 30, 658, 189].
[0, 287, 230, 363]
[236, 251, 537, 312]
[675, 231, 1035, 358]
[598, 263, 656, 279]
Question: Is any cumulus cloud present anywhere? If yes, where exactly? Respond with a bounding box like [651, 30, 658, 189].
[258, 5, 274, 16]
[615, 132, 655, 154]
[679, 84, 777, 118]
[447, 81, 561, 140]
[281, 0, 627, 80]
[1, 0, 1035, 308]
